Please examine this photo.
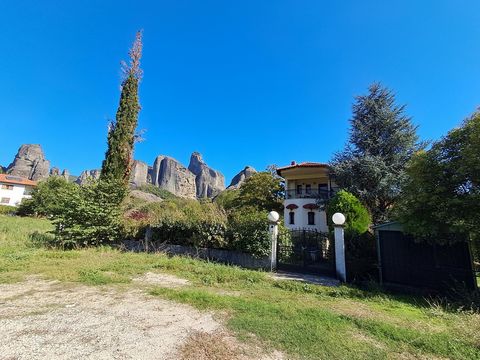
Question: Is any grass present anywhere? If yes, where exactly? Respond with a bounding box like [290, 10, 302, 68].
[1, 214, 480, 359]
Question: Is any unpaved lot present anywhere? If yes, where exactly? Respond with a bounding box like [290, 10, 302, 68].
[0, 277, 280, 360]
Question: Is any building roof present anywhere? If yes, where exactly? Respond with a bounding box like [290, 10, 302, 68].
[276, 162, 330, 176]
[0, 174, 37, 186]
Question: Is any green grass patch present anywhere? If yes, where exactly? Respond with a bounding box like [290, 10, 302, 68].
[1, 214, 480, 359]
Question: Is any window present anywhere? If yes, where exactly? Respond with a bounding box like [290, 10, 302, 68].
[307, 211, 315, 225]
[296, 185, 303, 195]
[1, 184, 14, 190]
[1, 197, 10, 204]
[318, 183, 328, 192]
[305, 184, 311, 194]
[289, 212, 295, 225]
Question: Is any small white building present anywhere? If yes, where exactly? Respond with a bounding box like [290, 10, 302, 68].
[277, 162, 337, 232]
[0, 174, 37, 207]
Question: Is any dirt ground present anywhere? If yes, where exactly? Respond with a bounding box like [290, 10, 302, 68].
[0, 276, 282, 360]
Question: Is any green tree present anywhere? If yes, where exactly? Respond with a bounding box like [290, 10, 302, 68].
[396, 111, 480, 252]
[326, 190, 371, 236]
[234, 172, 284, 212]
[331, 83, 421, 224]
[17, 176, 76, 217]
[101, 31, 143, 185]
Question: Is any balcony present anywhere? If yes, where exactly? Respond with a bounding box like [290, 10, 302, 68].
[285, 189, 334, 200]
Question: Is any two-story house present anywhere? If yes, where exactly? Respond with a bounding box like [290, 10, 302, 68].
[0, 174, 37, 207]
[277, 162, 337, 232]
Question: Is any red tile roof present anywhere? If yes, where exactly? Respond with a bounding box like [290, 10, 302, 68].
[276, 162, 330, 175]
[0, 174, 37, 186]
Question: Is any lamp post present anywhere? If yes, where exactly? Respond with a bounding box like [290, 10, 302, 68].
[267, 211, 280, 272]
[332, 212, 347, 282]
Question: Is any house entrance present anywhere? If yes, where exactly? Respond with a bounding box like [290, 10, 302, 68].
[277, 229, 335, 276]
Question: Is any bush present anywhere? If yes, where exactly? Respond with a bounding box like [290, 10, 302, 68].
[51, 179, 127, 248]
[326, 190, 371, 236]
[136, 184, 177, 200]
[226, 207, 270, 257]
[214, 189, 239, 210]
[17, 176, 77, 217]
[0, 205, 16, 215]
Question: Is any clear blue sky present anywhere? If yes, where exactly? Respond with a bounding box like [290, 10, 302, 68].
[1, 1, 479, 183]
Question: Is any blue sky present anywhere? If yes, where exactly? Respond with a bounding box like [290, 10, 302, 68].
[1, 1, 480, 183]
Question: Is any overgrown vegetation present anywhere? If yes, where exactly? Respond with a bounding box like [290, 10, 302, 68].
[397, 111, 480, 261]
[1, 215, 479, 359]
[136, 184, 177, 200]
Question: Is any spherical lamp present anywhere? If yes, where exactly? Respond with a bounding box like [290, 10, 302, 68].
[267, 211, 280, 223]
[332, 212, 346, 226]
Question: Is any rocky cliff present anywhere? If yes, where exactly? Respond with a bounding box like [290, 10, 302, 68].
[6, 144, 50, 181]
[151, 155, 197, 198]
[75, 169, 101, 185]
[188, 152, 225, 198]
[227, 166, 257, 189]
[130, 160, 149, 187]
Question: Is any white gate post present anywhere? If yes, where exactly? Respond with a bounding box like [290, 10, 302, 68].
[267, 211, 280, 272]
[332, 213, 347, 282]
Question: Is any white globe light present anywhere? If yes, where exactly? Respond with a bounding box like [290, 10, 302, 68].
[332, 212, 346, 225]
[267, 211, 280, 223]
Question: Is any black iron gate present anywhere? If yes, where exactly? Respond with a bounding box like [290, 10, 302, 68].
[277, 229, 335, 276]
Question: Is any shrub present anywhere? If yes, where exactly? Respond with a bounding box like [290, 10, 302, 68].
[136, 184, 177, 200]
[0, 205, 16, 215]
[226, 207, 270, 257]
[326, 190, 371, 236]
[214, 189, 239, 210]
[51, 179, 127, 248]
[17, 176, 77, 217]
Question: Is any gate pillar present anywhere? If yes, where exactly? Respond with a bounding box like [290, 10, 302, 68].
[332, 213, 347, 282]
[268, 211, 280, 272]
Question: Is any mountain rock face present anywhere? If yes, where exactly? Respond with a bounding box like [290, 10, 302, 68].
[130, 160, 148, 187]
[61, 169, 70, 181]
[7, 144, 50, 181]
[188, 152, 225, 198]
[152, 155, 196, 198]
[227, 166, 257, 190]
[75, 169, 101, 185]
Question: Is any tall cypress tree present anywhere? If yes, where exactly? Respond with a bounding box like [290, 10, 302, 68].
[330, 83, 421, 224]
[101, 31, 143, 184]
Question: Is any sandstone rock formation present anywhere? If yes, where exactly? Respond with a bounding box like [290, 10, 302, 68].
[50, 167, 61, 176]
[7, 144, 50, 181]
[151, 155, 196, 198]
[227, 166, 257, 190]
[188, 152, 225, 198]
[130, 160, 148, 187]
[75, 169, 101, 185]
[61, 169, 70, 181]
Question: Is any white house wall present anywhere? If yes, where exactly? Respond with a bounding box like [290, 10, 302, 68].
[0, 184, 32, 207]
[283, 198, 328, 232]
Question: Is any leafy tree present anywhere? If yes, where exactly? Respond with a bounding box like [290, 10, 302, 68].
[234, 172, 284, 212]
[214, 189, 239, 210]
[51, 179, 127, 248]
[326, 190, 371, 236]
[396, 111, 480, 253]
[331, 83, 421, 224]
[101, 31, 143, 186]
[17, 176, 76, 217]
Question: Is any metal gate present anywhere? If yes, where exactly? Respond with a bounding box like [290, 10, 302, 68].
[277, 229, 335, 276]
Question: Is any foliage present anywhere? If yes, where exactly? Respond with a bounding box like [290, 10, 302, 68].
[17, 176, 76, 217]
[213, 189, 239, 210]
[233, 172, 284, 212]
[396, 111, 480, 252]
[101, 31, 142, 186]
[331, 83, 421, 224]
[226, 207, 270, 257]
[50, 179, 127, 248]
[326, 190, 371, 236]
[0, 205, 16, 215]
[136, 184, 177, 200]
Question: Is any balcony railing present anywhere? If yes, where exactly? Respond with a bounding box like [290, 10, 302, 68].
[285, 189, 334, 200]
